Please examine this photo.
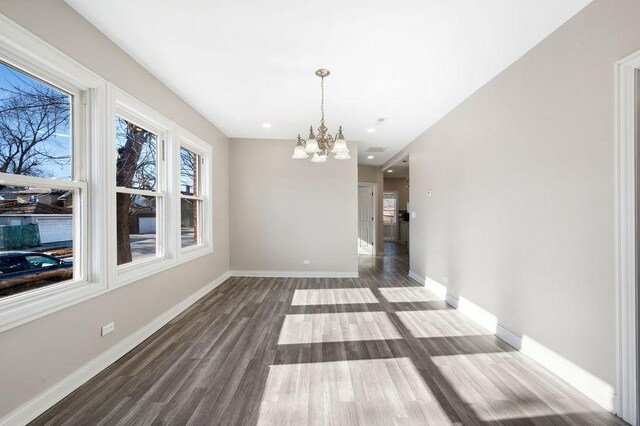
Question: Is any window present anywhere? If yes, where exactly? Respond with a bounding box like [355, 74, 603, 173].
[178, 130, 212, 262]
[0, 16, 216, 330]
[383, 193, 397, 224]
[0, 61, 84, 298]
[180, 147, 202, 248]
[114, 115, 163, 266]
[110, 89, 176, 286]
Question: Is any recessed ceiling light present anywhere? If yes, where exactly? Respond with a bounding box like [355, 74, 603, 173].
[367, 128, 376, 133]
[387, 169, 393, 173]
[367, 155, 374, 159]
[262, 123, 272, 128]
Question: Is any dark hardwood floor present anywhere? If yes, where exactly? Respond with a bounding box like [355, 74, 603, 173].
[32, 243, 625, 425]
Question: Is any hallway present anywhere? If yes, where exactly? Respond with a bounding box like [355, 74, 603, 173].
[33, 244, 622, 425]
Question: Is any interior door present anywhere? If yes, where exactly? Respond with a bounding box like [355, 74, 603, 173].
[358, 186, 374, 255]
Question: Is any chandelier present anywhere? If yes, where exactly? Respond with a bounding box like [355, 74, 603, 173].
[292, 69, 350, 162]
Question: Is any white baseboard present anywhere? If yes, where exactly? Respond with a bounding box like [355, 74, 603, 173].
[0, 271, 232, 426]
[407, 270, 616, 413]
[408, 270, 447, 299]
[230, 270, 359, 278]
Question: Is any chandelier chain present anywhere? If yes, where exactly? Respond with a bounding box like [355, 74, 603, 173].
[320, 76, 325, 125]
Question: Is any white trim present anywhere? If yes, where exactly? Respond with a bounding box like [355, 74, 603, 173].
[357, 182, 377, 256]
[615, 49, 640, 426]
[0, 15, 102, 93]
[176, 127, 214, 264]
[113, 255, 177, 288]
[408, 270, 446, 299]
[109, 85, 178, 288]
[0, 282, 106, 334]
[0, 271, 231, 426]
[0, 174, 85, 191]
[0, 15, 108, 333]
[114, 186, 163, 197]
[408, 271, 616, 413]
[230, 270, 359, 278]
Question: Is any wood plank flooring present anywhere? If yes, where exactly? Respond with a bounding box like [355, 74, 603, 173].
[31, 244, 625, 425]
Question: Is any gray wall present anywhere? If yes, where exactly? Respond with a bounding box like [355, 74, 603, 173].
[231, 138, 358, 274]
[358, 165, 384, 254]
[408, 0, 640, 387]
[0, 0, 229, 417]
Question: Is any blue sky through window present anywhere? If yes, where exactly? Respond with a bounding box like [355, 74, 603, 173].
[0, 61, 72, 180]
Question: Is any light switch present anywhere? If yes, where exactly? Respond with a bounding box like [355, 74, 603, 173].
[411, 212, 416, 219]
[426, 190, 432, 197]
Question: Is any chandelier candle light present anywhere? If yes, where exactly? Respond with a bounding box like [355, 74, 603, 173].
[292, 69, 350, 162]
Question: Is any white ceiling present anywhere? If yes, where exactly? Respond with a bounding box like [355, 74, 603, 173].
[385, 164, 409, 179]
[66, 0, 591, 165]
[384, 154, 409, 178]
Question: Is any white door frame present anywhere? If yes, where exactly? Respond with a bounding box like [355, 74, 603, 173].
[358, 182, 377, 255]
[615, 48, 640, 425]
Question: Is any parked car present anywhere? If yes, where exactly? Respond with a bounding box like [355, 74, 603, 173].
[0, 252, 73, 296]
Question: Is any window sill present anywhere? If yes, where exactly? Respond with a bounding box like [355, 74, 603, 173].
[0, 279, 107, 333]
[114, 256, 177, 288]
[178, 244, 213, 264]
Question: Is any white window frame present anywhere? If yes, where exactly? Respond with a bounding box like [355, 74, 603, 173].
[108, 87, 178, 287]
[0, 15, 106, 332]
[0, 14, 215, 333]
[177, 128, 213, 263]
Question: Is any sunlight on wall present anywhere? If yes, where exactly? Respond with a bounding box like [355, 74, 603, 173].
[277, 312, 401, 345]
[291, 288, 378, 306]
[455, 296, 499, 335]
[257, 357, 451, 425]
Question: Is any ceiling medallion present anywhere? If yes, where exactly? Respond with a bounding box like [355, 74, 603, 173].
[292, 69, 350, 162]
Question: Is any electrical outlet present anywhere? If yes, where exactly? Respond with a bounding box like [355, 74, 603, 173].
[427, 190, 432, 197]
[101, 322, 115, 336]
[303, 260, 310, 265]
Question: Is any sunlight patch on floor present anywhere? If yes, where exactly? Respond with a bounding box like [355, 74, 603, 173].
[291, 288, 379, 306]
[431, 353, 609, 422]
[277, 311, 402, 345]
[257, 357, 452, 426]
[396, 310, 490, 338]
[378, 286, 441, 303]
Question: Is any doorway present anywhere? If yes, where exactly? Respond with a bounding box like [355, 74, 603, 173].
[357, 183, 376, 255]
[382, 157, 410, 250]
[383, 192, 398, 242]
